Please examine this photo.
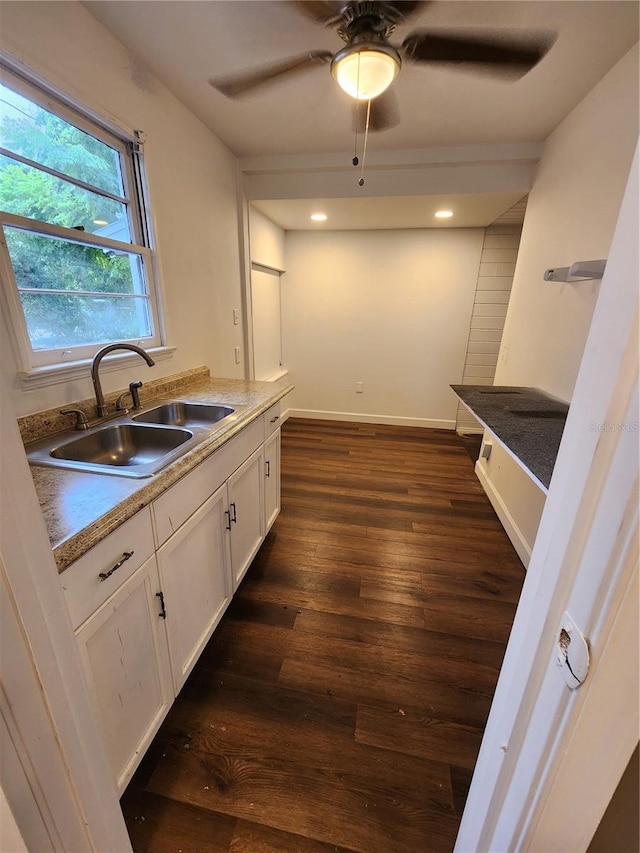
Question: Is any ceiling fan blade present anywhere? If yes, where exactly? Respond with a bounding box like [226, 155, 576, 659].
[290, 1, 343, 24]
[210, 50, 333, 98]
[353, 90, 401, 133]
[402, 30, 556, 77]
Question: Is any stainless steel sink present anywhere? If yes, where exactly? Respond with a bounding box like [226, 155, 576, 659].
[51, 423, 192, 465]
[133, 401, 234, 428]
[27, 398, 250, 478]
[28, 423, 194, 478]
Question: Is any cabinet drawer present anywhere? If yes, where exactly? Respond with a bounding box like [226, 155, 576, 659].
[60, 507, 155, 630]
[153, 416, 264, 546]
[264, 401, 282, 439]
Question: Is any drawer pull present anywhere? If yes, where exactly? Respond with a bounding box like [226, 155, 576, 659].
[224, 509, 232, 531]
[266, 459, 270, 478]
[98, 551, 134, 581]
[230, 502, 237, 524]
[156, 591, 167, 619]
[270, 415, 279, 423]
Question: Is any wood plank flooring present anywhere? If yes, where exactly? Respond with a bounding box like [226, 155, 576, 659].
[121, 418, 525, 852]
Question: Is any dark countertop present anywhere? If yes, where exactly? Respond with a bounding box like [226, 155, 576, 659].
[451, 385, 569, 491]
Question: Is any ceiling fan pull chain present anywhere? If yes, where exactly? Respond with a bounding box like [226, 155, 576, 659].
[352, 53, 361, 166]
[358, 98, 371, 187]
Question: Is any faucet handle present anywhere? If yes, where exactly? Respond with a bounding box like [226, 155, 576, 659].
[115, 392, 131, 414]
[60, 408, 89, 431]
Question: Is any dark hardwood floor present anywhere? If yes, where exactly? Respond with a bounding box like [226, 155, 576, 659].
[121, 418, 525, 852]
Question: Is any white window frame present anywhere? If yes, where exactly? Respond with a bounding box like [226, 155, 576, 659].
[0, 64, 169, 386]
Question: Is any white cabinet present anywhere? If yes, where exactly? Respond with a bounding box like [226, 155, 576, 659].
[74, 554, 173, 793]
[227, 445, 265, 589]
[61, 396, 287, 792]
[264, 429, 281, 532]
[156, 484, 232, 692]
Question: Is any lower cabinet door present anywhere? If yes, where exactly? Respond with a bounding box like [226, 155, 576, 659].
[156, 484, 232, 692]
[75, 554, 173, 792]
[228, 445, 265, 589]
[264, 429, 281, 532]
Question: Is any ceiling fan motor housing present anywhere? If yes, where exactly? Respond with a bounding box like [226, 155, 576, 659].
[337, 1, 400, 43]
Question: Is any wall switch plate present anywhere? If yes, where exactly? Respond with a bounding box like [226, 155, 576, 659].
[234, 347, 241, 364]
[233, 309, 239, 326]
[356, 381, 363, 393]
[555, 611, 590, 689]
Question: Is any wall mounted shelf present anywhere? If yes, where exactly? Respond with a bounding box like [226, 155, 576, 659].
[543, 259, 607, 282]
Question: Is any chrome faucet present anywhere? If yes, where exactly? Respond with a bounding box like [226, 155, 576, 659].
[91, 344, 155, 418]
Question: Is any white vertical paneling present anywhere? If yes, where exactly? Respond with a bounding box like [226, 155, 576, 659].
[456, 211, 524, 433]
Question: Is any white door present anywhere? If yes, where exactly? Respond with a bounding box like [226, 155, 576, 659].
[264, 428, 281, 532]
[156, 484, 232, 692]
[228, 445, 265, 588]
[75, 555, 173, 792]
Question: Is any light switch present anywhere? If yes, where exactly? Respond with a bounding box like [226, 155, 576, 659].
[233, 309, 239, 326]
[234, 347, 241, 364]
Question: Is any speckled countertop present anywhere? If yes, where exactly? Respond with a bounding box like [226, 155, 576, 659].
[451, 385, 569, 492]
[24, 371, 293, 572]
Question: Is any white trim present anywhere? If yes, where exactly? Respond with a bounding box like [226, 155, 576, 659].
[17, 344, 176, 391]
[474, 459, 532, 567]
[1, 309, 132, 850]
[0, 46, 137, 142]
[288, 408, 455, 430]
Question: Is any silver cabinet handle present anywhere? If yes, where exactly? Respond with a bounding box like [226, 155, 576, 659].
[98, 550, 134, 581]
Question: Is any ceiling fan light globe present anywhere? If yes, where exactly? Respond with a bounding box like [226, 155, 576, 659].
[332, 46, 400, 100]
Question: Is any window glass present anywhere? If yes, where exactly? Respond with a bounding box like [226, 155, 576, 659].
[0, 83, 123, 195]
[0, 70, 161, 370]
[5, 227, 150, 349]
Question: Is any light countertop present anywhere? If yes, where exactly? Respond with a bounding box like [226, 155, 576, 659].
[25, 374, 293, 572]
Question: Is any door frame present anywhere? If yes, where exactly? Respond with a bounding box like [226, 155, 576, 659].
[456, 146, 639, 851]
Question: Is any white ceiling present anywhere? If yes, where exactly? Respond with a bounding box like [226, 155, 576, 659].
[252, 191, 527, 230]
[84, 1, 638, 158]
[83, 0, 638, 229]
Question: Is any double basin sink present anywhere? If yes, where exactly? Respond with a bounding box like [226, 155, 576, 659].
[27, 401, 248, 478]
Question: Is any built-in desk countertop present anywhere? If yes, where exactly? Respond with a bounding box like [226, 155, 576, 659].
[451, 385, 569, 493]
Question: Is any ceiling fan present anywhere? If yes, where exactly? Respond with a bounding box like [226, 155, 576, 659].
[210, 0, 556, 131]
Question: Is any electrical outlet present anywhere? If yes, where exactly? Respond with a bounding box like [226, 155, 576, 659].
[500, 345, 510, 365]
[234, 347, 241, 364]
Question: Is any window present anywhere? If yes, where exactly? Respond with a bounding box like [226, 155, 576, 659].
[0, 67, 163, 375]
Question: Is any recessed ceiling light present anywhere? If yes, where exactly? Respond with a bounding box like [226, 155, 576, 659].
[93, 219, 108, 225]
[310, 212, 327, 222]
[435, 210, 454, 219]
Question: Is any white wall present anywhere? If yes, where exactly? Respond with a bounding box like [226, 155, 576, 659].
[1, 1, 244, 416]
[282, 228, 484, 426]
[476, 43, 639, 562]
[495, 43, 639, 399]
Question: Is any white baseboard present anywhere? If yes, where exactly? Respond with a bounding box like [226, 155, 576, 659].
[475, 461, 532, 568]
[286, 408, 456, 430]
